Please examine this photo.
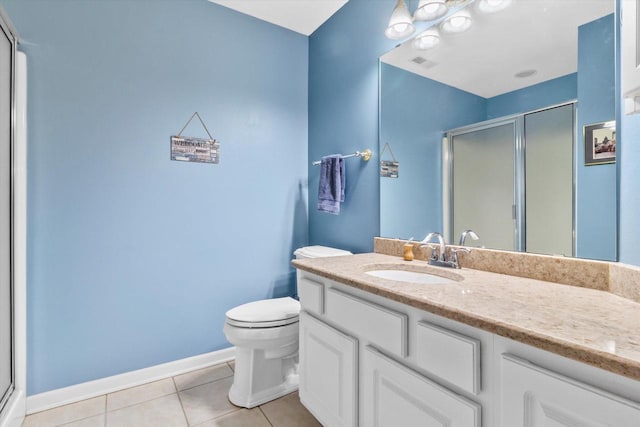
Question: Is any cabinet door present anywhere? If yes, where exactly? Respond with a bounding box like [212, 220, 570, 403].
[299, 311, 358, 427]
[362, 346, 481, 427]
[501, 354, 640, 427]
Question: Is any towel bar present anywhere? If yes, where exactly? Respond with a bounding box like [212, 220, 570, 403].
[312, 149, 372, 166]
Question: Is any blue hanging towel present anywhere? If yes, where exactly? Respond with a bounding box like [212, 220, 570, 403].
[317, 154, 345, 215]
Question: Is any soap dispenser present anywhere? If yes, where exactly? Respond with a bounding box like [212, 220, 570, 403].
[403, 238, 414, 261]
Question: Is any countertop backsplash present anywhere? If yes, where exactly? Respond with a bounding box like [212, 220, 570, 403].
[374, 237, 640, 303]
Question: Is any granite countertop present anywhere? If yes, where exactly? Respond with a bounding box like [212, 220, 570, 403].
[292, 252, 640, 381]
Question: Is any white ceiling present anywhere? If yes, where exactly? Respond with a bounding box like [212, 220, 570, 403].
[380, 0, 614, 98]
[207, 0, 349, 36]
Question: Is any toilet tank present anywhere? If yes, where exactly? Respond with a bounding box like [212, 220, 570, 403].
[293, 245, 352, 259]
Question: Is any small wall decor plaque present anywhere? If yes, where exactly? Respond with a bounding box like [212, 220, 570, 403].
[171, 112, 220, 164]
[380, 142, 399, 178]
[584, 121, 616, 166]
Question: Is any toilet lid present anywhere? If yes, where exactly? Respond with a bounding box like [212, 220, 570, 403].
[226, 297, 300, 327]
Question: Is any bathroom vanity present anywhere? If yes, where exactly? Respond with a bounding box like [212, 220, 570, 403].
[292, 241, 640, 426]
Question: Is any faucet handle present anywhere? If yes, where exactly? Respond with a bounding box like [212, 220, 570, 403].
[420, 243, 440, 261]
[450, 247, 471, 254]
[448, 247, 471, 269]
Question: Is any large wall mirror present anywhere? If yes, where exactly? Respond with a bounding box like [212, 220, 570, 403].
[379, 0, 617, 261]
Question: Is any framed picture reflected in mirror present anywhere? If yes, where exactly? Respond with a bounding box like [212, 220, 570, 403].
[584, 121, 616, 165]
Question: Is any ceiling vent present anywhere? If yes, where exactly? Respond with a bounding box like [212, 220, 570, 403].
[515, 69, 537, 78]
[411, 56, 438, 69]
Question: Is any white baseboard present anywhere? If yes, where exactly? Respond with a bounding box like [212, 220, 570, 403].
[26, 347, 235, 415]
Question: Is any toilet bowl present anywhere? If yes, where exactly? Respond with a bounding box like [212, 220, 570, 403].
[224, 245, 352, 408]
[224, 297, 301, 408]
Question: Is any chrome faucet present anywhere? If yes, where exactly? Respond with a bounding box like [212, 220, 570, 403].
[421, 232, 470, 269]
[459, 230, 480, 246]
[421, 232, 446, 263]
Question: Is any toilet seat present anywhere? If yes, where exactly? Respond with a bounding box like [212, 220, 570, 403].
[226, 297, 300, 329]
[226, 317, 299, 328]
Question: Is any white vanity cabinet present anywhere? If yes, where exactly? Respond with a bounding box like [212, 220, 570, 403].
[362, 346, 481, 426]
[295, 270, 640, 427]
[297, 271, 484, 427]
[501, 354, 640, 427]
[298, 311, 358, 427]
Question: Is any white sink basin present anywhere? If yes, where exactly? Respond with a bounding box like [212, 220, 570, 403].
[365, 269, 455, 284]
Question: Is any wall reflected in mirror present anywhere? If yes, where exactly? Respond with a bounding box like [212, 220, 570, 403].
[379, 0, 616, 261]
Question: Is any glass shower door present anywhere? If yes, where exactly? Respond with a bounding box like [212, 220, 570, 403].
[524, 104, 574, 256]
[449, 121, 518, 251]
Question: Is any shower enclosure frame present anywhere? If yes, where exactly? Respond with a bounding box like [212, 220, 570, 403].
[443, 101, 577, 256]
[0, 5, 16, 416]
[0, 4, 26, 427]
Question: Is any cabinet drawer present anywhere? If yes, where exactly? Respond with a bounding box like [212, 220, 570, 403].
[326, 287, 408, 357]
[297, 275, 324, 315]
[415, 321, 481, 394]
[362, 346, 481, 427]
[501, 354, 640, 427]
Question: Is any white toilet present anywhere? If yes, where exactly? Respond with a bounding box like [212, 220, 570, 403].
[223, 245, 352, 408]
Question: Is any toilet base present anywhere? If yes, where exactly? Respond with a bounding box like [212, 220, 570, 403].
[223, 315, 300, 408]
[228, 351, 299, 408]
[228, 373, 299, 408]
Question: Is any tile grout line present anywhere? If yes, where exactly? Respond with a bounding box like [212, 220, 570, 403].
[41, 363, 239, 427]
[258, 405, 275, 427]
[172, 376, 191, 427]
[46, 395, 108, 427]
[102, 378, 180, 413]
[175, 371, 235, 394]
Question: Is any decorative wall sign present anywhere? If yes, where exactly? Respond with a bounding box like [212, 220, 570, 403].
[380, 160, 399, 178]
[380, 142, 399, 178]
[171, 112, 220, 164]
[584, 121, 616, 166]
[171, 136, 219, 163]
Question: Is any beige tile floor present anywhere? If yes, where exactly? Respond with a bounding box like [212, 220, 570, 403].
[22, 361, 321, 427]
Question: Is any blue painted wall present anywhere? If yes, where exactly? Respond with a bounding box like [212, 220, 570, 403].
[486, 74, 577, 119]
[308, 0, 397, 253]
[619, 120, 640, 265]
[576, 14, 617, 260]
[380, 63, 486, 240]
[2, 0, 308, 395]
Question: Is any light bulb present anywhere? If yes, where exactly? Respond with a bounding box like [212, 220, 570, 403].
[413, 29, 440, 50]
[476, 0, 511, 13]
[385, 0, 415, 39]
[394, 22, 410, 33]
[414, 0, 448, 21]
[440, 10, 472, 33]
[450, 16, 467, 28]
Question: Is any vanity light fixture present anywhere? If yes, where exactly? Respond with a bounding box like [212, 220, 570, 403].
[440, 9, 472, 33]
[414, 0, 448, 21]
[385, 0, 510, 47]
[385, 0, 415, 40]
[475, 0, 512, 14]
[413, 28, 441, 50]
